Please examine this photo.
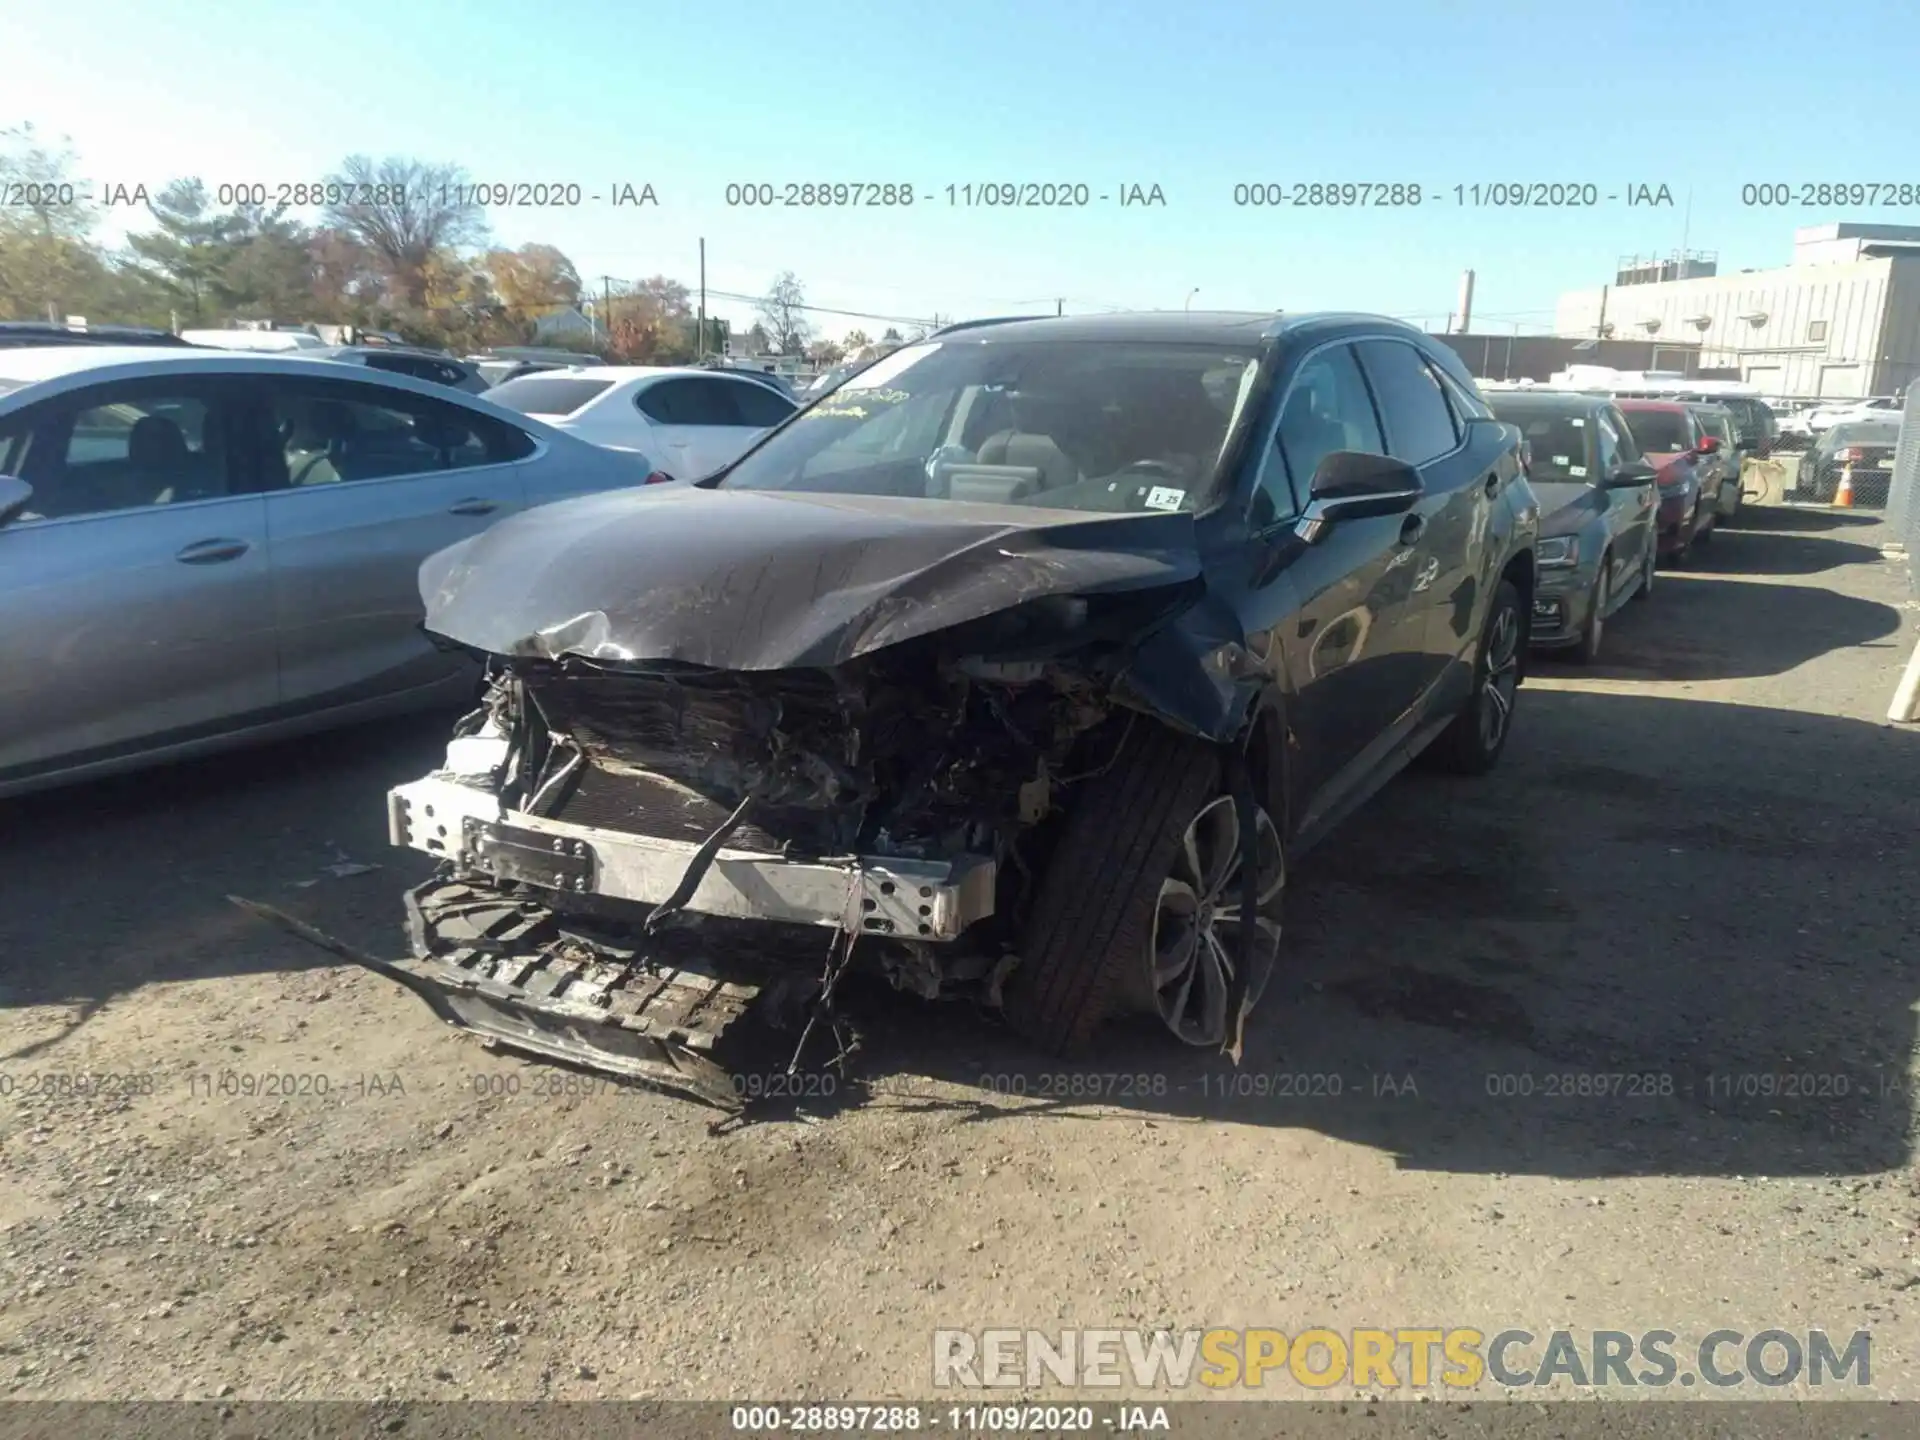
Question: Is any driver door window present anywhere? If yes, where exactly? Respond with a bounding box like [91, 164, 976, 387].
[1595, 412, 1623, 479]
[1253, 344, 1384, 528]
[5, 387, 238, 521]
[1605, 408, 1643, 462]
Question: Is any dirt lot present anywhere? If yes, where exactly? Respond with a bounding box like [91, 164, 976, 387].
[3, 500, 1918, 1405]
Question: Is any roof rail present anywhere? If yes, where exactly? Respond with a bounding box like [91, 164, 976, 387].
[929, 316, 1042, 337]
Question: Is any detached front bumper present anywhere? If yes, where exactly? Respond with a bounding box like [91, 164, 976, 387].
[354, 767, 1001, 1106]
[388, 774, 996, 941]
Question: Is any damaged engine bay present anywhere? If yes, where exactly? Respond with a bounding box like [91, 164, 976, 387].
[351, 580, 1243, 1109]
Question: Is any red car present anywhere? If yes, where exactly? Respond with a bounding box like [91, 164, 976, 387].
[1616, 400, 1721, 562]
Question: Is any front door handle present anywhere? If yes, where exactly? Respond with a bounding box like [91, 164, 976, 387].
[1399, 513, 1426, 545]
[448, 498, 498, 516]
[175, 538, 250, 565]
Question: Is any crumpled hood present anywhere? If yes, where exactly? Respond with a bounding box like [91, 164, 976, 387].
[419, 485, 1207, 670]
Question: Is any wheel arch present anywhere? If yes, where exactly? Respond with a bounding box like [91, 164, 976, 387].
[1500, 548, 1534, 681]
[1233, 691, 1291, 842]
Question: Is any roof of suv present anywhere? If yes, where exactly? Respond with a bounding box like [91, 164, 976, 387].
[926, 310, 1430, 346]
[1615, 398, 1693, 414]
[1485, 390, 1609, 413]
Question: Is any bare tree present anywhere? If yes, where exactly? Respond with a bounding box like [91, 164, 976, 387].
[756, 271, 812, 354]
[321, 156, 486, 308]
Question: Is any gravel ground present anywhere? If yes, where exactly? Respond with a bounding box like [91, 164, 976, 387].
[2, 498, 1917, 1406]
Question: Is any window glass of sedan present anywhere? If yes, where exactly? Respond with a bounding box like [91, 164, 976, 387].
[637, 377, 743, 427]
[1258, 343, 1386, 527]
[1619, 408, 1693, 455]
[1354, 339, 1459, 465]
[727, 378, 799, 428]
[264, 381, 529, 486]
[0, 387, 237, 521]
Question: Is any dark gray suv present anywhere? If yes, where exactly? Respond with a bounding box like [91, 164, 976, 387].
[326, 311, 1541, 1105]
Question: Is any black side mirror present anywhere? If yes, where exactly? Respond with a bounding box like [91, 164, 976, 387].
[1605, 461, 1659, 489]
[0, 475, 33, 526]
[1295, 451, 1423, 543]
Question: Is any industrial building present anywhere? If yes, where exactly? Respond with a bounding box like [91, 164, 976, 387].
[1554, 223, 1920, 399]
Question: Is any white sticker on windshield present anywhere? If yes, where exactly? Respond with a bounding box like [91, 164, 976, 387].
[1568, 464, 1588, 477]
[1144, 486, 1186, 511]
[1570, 417, 1585, 427]
[1552, 455, 1572, 467]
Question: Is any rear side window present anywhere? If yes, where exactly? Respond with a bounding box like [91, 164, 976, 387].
[728, 379, 799, 427]
[1355, 339, 1459, 465]
[487, 376, 612, 416]
[636, 377, 742, 426]
[366, 354, 468, 388]
[262, 379, 534, 486]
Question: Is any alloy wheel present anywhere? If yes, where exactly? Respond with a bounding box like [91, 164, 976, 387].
[1148, 794, 1284, 1046]
[1478, 604, 1521, 752]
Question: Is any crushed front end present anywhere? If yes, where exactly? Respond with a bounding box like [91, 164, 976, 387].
[380, 633, 1133, 1105]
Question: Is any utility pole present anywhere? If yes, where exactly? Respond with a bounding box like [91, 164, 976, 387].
[1057, 298, 1064, 316]
[602, 276, 612, 352]
[1596, 283, 1609, 341]
[698, 238, 707, 360]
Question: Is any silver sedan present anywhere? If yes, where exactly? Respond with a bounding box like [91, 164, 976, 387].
[0, 346, 662, 797]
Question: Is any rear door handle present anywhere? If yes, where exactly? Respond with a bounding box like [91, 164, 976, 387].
[1399, 513, 1426, 545]
[448, 498, 498, 516]
[175, 538, 250, 564]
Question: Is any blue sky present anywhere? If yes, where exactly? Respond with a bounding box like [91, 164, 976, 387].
[4, 0, 1914, 339]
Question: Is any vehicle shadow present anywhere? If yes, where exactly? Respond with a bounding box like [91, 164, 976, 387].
[1530, 571, 1905, 683]
[1743, 502, 1887, 533]
[837, 688, 1920, 1178]
[1681, 527, 1887, 576]
[0, 711, 455, 1050]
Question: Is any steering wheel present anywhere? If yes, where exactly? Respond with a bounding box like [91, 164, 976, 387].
[1118, 459, 1184, 480]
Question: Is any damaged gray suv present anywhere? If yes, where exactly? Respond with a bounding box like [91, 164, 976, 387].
[334, 312, 1538, 1104]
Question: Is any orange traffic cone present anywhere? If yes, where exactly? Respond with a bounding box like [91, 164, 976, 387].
[1834, 465, 1855, 507]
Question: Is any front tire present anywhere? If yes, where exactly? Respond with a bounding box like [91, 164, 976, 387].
[1426, 578, 1523, 775]
[1006, 725, 1283, 1056]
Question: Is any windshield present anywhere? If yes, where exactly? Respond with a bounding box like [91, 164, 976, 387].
[720, 338, 1267, 514]
[1491, 405, 1595, 482]
[485, 375, 610, 416]
[1620, 408, 1691, 454]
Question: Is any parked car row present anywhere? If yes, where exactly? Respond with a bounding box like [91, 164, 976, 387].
[1800, 416, 1903, 504]
[1773, 395, 1902, 451]
[1479, 384, 1749, 664]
